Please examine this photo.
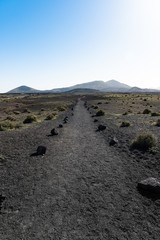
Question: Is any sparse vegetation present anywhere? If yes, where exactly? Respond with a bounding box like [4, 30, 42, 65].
[151, 112, 160, 116]
[23, 115, 37, 124]
[131, 132, 157, 151]
[0, 121, 21, 131]
[13, 111, 21, 115]
[155, 119, 160, 127]
[57, 106, 66, 111]
[6, 116, 16, 121]
[96, 109, 105, 116]
[143, 108, 151, 114]
[120, 121, 131, 127]
[45, 113, 57, 120]
[23, 108, 31, 113]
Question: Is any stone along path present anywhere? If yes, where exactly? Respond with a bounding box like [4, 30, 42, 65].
[1, 100, 160, 240]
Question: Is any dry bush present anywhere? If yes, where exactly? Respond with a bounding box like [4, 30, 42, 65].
[131, 132, 157, 151]
[23, 115, 37, 124]
[96, 109, 105, 116]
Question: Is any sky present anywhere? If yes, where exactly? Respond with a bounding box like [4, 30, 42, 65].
[0, 0, 160, 92]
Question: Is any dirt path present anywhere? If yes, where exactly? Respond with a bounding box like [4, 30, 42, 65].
[1, 100, 160, 239]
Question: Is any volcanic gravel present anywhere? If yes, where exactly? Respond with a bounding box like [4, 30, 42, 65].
[0, 99, 160, 239]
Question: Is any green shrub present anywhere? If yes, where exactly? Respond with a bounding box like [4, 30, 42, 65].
[143, 108, 151, 114]
[23, 115, 37, 124]
[96, 109, 105, 116]
[13, 111, 21, 115]
[23, 108, 31, 113]
[122, 112, 128, 115]
[91, 105, 98, 109]
[6, 116, 16, 121]
[156, 119, 160, 127]
[151, 112, 160, 117]
[57, 106, 66, 112]
[131, 132, 157, 151]
[0, 121, 21, 131]
[45, 113, 57, 120]
[120, 121, 131, 127]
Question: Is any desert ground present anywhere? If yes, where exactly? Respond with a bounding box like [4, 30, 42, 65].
[0, 93, 160, 239]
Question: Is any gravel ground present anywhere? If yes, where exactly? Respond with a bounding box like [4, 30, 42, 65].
[0, 99, 160, 239]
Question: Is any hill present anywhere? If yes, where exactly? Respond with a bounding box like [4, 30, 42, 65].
[8, 85, 39, 94]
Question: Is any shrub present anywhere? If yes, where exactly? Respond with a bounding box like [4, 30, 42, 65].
[131, 132, 157, 151]
[23, 115, 37, 124]
[6, 116, 16, 121]
[97, 102, 102, 105]
[0, 121, 21, 131]
[23, 108, 31, 113]
[120, 121, 131, 127]
[13, 111, 21, 115]
[91, 105, 98, 109]
[45, 113, 57, 120]
[156, 119, 160, 127]
[57, 106, 66, 112]
[151, 112, 160, 117]
[143, 108, 151, 114]
[96, 109, 105, 116]
[122, 112, 128, 115]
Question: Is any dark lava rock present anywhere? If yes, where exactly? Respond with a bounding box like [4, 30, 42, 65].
[51, 128, 58, 135]
[94, 119, 98, 122]
[63, 119, 68, 124]
[138, 178, 160, 194]
[63, 117, 68, 123]
[110, 137, 118, 146]
[98, 125, 106, 131]
[59, 124, 63, 128]
[37, 146, 47, 155]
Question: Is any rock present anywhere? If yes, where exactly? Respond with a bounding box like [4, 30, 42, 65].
[59, 124, 63, 128]
[63, 117, 68, 123]
[63, 119, 68, 124]
[109, 137, 118, 146]
[37, 146, 47, 155]
[98, 125, 106, 131]
[94, 119, 98, 122]
[51, 128, 58, 135]
[138, 177, 160, 193]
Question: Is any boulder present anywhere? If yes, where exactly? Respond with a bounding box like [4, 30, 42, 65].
[37, 146, 47, 155]
[98, 125, 106, 131]
[138, 177, 160, 194]
[94, 119, 98, 122]
[51, 128, 58, 135]
[109, 137, 118, 146]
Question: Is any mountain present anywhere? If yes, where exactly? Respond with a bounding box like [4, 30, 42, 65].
[65, 88, 101, 94]
[8, 85, 39, 94]
[6, 80, 160, 94]
[128, 87, 160, 93]
[51, 80, 131, 93]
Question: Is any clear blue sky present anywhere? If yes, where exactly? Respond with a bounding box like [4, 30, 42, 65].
[0, 0, 160, 92]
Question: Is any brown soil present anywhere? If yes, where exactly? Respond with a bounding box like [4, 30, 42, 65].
[0, 97, 160, 239]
